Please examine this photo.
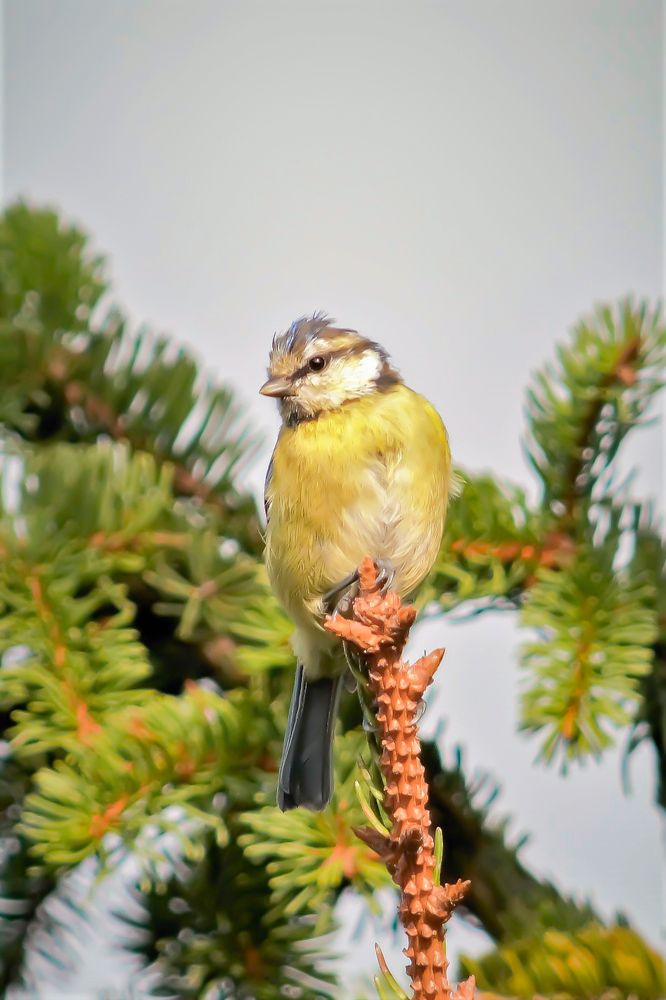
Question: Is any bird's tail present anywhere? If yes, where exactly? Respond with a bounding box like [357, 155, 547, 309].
[278, 665, 342, 811]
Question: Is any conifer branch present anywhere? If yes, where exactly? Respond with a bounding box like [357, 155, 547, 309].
[59, 372, 251, 522]
[18, 684, 251, 870]
[559, 332, 641, 524]
[239, 731, 392, 928]
[1, 204, 663, 996]
[460, 921, 666, 998]
[326, 558, 473, 1000]
[525, 299, 665, 521]
[0, 205, 262, 552]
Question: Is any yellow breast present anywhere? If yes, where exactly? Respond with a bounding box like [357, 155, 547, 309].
[265, 384, 451, 628]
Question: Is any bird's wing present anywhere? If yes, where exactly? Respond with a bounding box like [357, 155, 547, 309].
[263, 450, 275, 523]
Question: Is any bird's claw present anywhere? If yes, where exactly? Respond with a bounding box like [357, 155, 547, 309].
[374, 558, 395, 595]
[332, 593, 354, 618]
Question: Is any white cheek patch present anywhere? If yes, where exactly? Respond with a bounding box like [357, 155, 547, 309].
[320, 354, 380, 407]
[295, 348, 384, 414]
[311, 350, 382, 407]
[343, 351, 383, 393]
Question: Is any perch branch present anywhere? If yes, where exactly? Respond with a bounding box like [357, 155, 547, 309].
[326, 557, 474, 1000]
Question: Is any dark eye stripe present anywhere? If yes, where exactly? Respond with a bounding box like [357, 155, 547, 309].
[289, 342, 370, 381]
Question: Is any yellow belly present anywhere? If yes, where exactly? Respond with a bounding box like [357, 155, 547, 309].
[264, 385, 452, 673]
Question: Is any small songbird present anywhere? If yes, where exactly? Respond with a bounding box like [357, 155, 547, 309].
[261, 314, 453, 811]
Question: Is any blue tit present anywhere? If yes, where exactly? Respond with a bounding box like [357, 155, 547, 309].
[261, 314, 453, 811]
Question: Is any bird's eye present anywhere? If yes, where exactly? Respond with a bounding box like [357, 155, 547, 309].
[308, 355, 327, 372]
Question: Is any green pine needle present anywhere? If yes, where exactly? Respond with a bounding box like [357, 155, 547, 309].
[520, 548, 657, 764]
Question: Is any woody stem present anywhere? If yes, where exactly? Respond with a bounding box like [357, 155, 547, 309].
[326, 557, 472, 1000]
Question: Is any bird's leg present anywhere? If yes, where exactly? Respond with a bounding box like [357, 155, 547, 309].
[325, 561, 395, 736]
[325, 586, 378, 733]
[321, 569, 360, 617]
[322, 559, 394, 616]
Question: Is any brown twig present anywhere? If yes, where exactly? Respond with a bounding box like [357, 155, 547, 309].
[326, 558, 474, 1000]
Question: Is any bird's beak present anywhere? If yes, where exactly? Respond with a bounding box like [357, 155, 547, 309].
[260, 376, 294, 398]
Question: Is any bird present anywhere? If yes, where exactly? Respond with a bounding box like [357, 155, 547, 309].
[260, 313, 453, 811]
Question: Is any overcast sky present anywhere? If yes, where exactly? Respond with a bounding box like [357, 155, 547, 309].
[1, 2, 664, 995]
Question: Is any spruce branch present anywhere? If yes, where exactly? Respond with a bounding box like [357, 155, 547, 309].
[423, 474, 573, 616]
[0, 203, 261, 551]
[0, 202, 106, 338]
[0, 754, 55, 990]
[239, 731, 392, 929]
[0, 547, 152, 760]
[0, 311, 262, 550]
[131, 834, 338, 999]
[460, 922, 666, 999]
[525, 299, 665, 523]
[626, 523, 666, 806]
[53, 312, 261, 538]
[327, 558, 473, 1000]
[1, 203, 663, 995]
[18, 685, 251, 870]
[520, 547, 657, 764]
[0, 440, 290, 725]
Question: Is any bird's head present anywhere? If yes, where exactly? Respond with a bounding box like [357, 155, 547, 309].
[260, 313, 401, 424]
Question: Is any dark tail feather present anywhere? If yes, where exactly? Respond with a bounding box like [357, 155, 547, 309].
[278, 666, 342, 811]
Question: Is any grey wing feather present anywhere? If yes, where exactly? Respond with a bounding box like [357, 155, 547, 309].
[264, 451, 275, 523]
[278, 666, 342, 811]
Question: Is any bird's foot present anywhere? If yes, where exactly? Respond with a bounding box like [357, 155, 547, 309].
[322, 570, 360, 617]
[322, 560, 394, 617]
[323, 560, 394, 726]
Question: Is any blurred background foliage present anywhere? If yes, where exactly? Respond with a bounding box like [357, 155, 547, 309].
[0, 203, 663, 998]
